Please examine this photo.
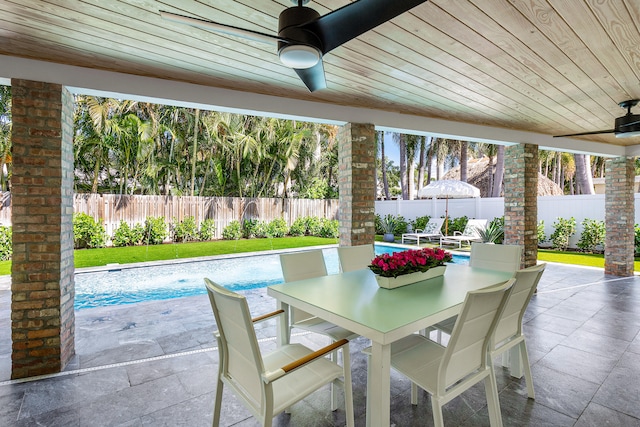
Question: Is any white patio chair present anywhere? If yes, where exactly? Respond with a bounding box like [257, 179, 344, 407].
[431, 243, 522, 340]
[364, 278, 516, 427]
[401, 217, 445, 245]
[439, 219, 488, 248]
[337, 244, 375, 272]
[432, 263, 545, 399]
[279, 250, 359, 408]
[205, 279, 354, 427]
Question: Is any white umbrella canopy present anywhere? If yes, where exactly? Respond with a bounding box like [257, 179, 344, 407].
[418, 180, 481, 234]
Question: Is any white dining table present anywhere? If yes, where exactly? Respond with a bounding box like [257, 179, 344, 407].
[267, 263, 513, 427]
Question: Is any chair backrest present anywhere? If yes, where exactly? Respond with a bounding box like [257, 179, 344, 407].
[462, 219, 487, 237]
[438, 278, 515, 391]
[423, 217, 445, 234]
[470, 243, 522, 272]
[337, 244, 375, 273]
[204, 278, 266, 414]
[279, 250, 327, 323]
[492, 263, 546, 346]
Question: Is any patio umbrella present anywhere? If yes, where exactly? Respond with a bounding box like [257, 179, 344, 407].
[418, 180, 481, 235]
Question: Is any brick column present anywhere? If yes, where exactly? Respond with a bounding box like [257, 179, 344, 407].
[503, 143, 538, 268]
[11, 79, 75, 378]
[604, 157, 634, 276]
[338, 123, 376, 246]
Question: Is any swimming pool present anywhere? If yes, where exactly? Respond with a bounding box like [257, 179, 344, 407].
[74, 244, 469, 310]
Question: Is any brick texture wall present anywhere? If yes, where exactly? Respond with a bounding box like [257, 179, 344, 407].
[338, 123, 376, 246]
[10, 79, 75, 379]
[604, 157, 635, 276]
[504, 144, 538, 268]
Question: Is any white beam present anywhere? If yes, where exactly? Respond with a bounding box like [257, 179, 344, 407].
[0, 55, 627, 157]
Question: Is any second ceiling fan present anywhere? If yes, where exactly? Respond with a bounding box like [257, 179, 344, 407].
[160, 0, 428, 92]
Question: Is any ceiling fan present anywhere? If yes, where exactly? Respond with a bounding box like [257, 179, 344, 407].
[554, 99, 640, 139]
[160, 0, 428, 92]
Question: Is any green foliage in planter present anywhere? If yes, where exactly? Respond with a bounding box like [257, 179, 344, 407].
[635, 224, 640, 256]
[479, 217, 504, 243]
[577, 218, 605, 252]
[198, 218, 216, 241]
[318, 218, 339, 238]
[144, 216, 168, 245]
[265, 218, 289, 238]
[0, 225, 11, 260]
[550, 217, 576, 251]
[537, 220, 546, 244]
[222, 220, 243, 240]
[73, 213, 106, 249]
[377, 214, 398, 234]
[112, 220, 144, 247]
[172, 216, 198, 243]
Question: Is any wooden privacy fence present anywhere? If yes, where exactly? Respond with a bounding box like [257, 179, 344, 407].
[0, 193, 339, 240]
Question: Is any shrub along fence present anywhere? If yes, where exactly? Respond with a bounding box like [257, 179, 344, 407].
[0, 193, 339, 241]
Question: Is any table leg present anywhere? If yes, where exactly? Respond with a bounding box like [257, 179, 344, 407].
[367, 342, 391, 427]
[275, 300, 291, 346]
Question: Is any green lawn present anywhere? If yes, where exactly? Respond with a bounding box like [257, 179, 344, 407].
[0, 239, 635, 276]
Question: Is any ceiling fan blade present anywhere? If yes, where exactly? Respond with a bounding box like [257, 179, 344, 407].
[553, 129, 616, 138]
[160, 11, 283, 44]
[619, 119, 640, 128]
[294, 61, 327, 92]
[300, 0, 428, 54]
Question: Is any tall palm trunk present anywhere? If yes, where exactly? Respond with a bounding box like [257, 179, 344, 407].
[492, 145, 505, 197]
[460, 141, 468, 182]
[190, 108, 200, 196]
[380, 131, 390, 200]
[574, 153, 595, 195]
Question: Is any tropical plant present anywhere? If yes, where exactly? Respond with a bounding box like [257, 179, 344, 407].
[0, 225, 11, 260]
[377, 214, 398, 235]
[577, 219, 605, 252]
[550, 217, 576, 251]
[112, 220, 144, 247]
[73, 213, 107, 249]
[198, 218, 216, 241]
[537, 220, 546, 244]
[265, 218, 289, 238]
[318, 218, 339, 238]
[172, 216, 199, 242]
[222, 220, 243, 240]
[143, 216, 168, 245]
[478, 219, 504, 243]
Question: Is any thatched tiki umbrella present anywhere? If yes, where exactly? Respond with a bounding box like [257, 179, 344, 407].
[418, 180, 481, 235]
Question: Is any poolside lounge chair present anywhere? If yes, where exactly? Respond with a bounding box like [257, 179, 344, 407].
[439, 219, 487, 248]
[401, 217, 445, 245]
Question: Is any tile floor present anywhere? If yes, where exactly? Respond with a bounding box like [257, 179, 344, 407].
[1, 262, 640, 426]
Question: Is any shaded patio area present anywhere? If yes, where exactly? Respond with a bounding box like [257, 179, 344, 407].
[1, 262, 639, 426]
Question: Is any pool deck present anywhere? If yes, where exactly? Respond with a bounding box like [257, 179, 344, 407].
[2, 262, 640, 426]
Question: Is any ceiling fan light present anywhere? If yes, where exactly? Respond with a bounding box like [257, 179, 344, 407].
[616, 130, 640, 138]
[279, 45, 320, 69]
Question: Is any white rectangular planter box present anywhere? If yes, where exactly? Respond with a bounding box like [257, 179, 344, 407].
[375, 266, 447, 289]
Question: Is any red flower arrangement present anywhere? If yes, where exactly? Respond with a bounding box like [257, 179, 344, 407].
[368, 247, 453, 278]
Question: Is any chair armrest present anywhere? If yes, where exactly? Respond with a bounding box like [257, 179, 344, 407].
[453, 231, 463, 236]
[252, 309, 285, 324]
[262, 338, 349, 383]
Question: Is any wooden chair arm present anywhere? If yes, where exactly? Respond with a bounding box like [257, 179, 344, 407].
[262, 338, 349, 383]
[252, 309, 285, 324]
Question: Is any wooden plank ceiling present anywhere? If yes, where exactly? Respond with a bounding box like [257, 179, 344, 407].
[1, 0, 640, 148]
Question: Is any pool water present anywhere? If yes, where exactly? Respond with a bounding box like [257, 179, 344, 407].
[74, 245, 468, 310]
